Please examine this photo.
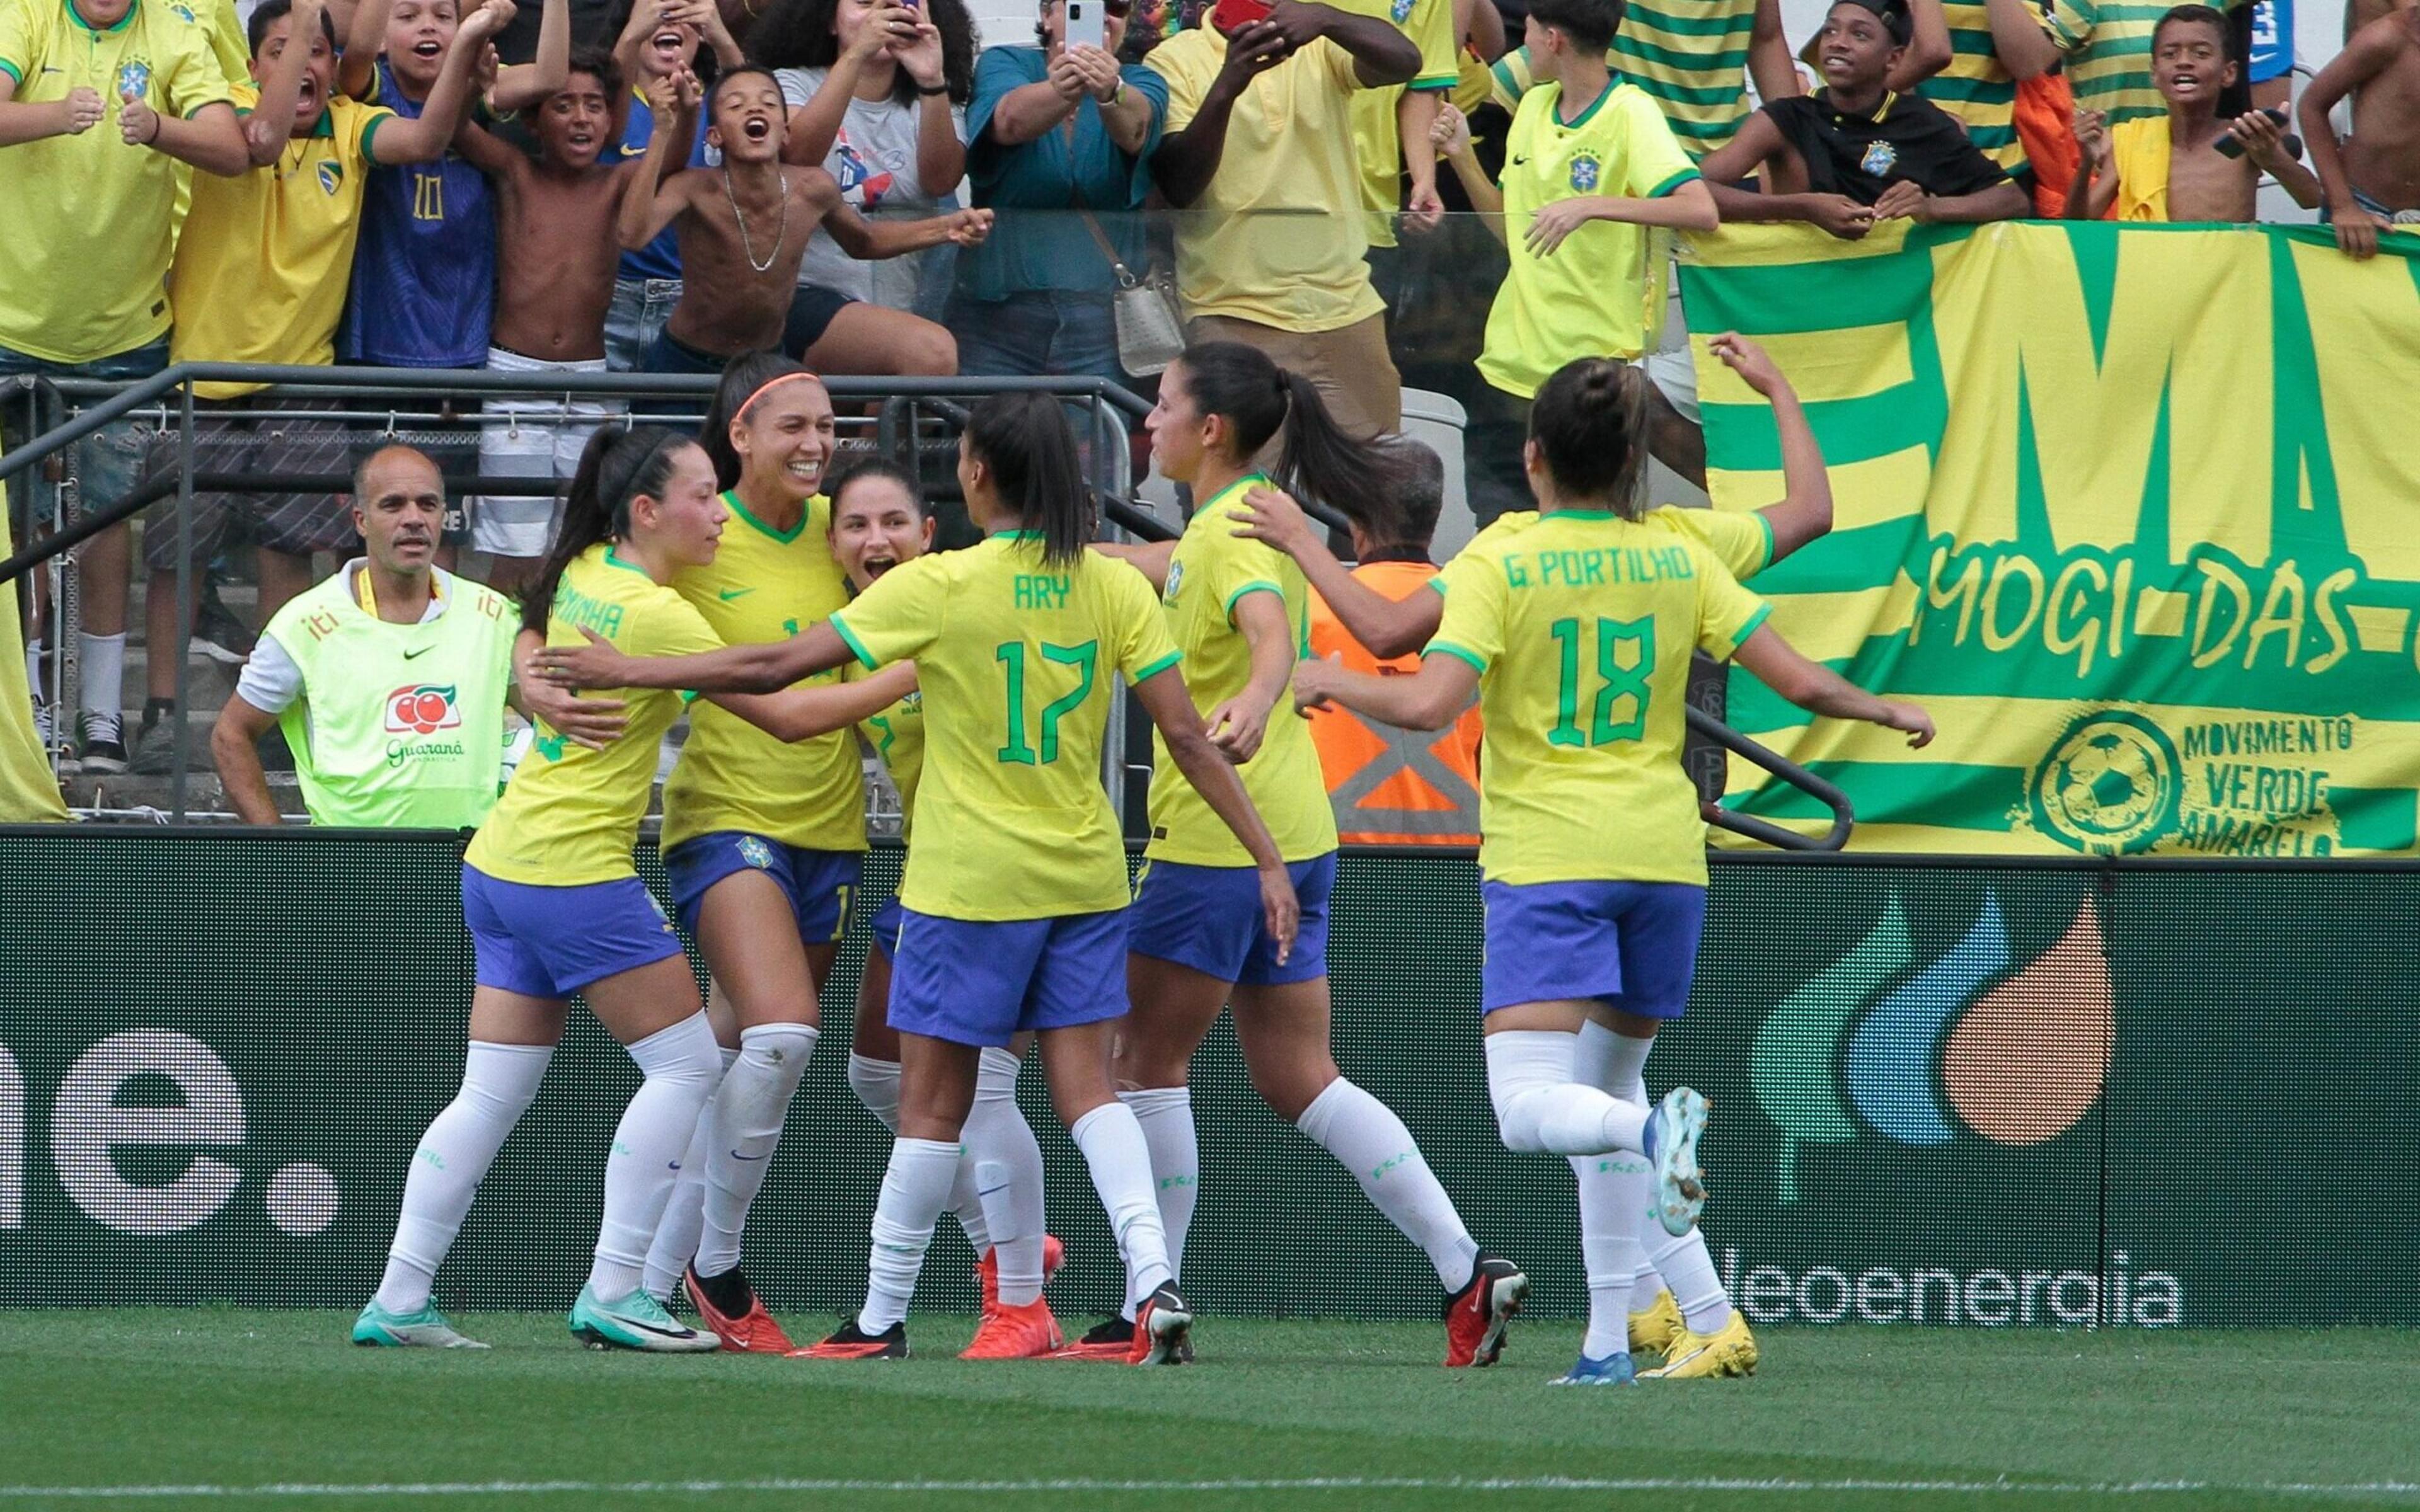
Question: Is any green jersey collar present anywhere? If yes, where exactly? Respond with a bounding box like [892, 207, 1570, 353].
[723, 488, 809, 544]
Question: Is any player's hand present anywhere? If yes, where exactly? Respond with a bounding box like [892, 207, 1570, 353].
[2228, 108, 2291, 171]
[59, 86, 105, 135]
[459, 0, 514, 45]
[529, 626, 639, 689]
[1431, 100, 1470, 159]
[2331, 200, 2387, 259]
[1880, 701, 1934, 748]
[517, 679, 629, 749]
[1205, 694, 1272, 763]
[896, 16, 948, 89]
[943, 207, 994, 246]
[1523, 196, 1602, 256]
[1256, 862, 1300, 966]
[1403, 177, 1445, 232]
[1067, 43, 1122, 100]
[1707, 332, 1789, 399]
[1807, 192, 1874, 241]
[1231, 484, 1315, 558]
[1869, 178, 1928, 221]
[1210, 23, 1292, 96]
[117, 89, 160, 147]
[1045, 47, 1090, 101]
[1289, 653, 1342, 714]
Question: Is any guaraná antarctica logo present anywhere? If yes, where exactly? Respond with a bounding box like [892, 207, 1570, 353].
[1750, 895, 2114, 1203]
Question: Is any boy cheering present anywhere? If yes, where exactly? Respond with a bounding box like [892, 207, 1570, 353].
[2070, 4, 2317, 221]
[618, 64, 991, 374]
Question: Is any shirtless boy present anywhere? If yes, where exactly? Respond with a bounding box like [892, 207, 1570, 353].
[2070, 5, 2318, 222]
[455, 49, 667, 588]
[618, 64, 991, 372]
[2301, 1, 2420, 256]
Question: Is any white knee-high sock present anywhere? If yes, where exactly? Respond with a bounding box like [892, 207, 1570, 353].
[78, 631, 125, 714]
[374, 1041, 553, 1314]
[1484, 1031, 1647, 1155]
[1296, 1077, 1479, 1293]
[694, 1022, 817, 1278]
[1576, 1022, 1735, 1336]
[969, 1046, 1047, 1306]
[643, 1045, 739, 1302]
[1117, 1085, 1197, 1302]
[1071, 1101, 1173, 1314]
[848, 1053, 902, 1132]
[858, 1136, 962, 1333]
[589, 1012, 723, 1300]
[1576, 1148, 1652, 1358]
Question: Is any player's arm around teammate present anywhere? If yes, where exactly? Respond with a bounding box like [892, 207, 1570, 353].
[1092, 341, 1532, 1370]
[355, 427, 904, 1356]
[1294, 355, 1928, 1386]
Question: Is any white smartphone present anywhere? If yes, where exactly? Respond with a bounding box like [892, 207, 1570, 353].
[1066, 0, 1106, 54]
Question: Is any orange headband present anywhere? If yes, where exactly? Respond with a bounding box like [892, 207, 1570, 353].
[737, 370, 824, 421]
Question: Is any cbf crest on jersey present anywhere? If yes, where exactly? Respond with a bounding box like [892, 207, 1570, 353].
[1861, 139, 1898, 177]
[116, 60, 153, 100]
[1569, 151, 1602, 193]
[1390, 0, 1415, 21]
[318, 159, 344, 196]
[739, 835, 776, 869]
[1163, 560, 1185, 603]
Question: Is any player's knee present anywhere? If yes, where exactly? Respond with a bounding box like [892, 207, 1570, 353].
[899, 321, 958, 377]
[1484, 1029, 1577, 1155]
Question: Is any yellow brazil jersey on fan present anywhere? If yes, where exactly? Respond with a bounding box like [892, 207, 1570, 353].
[1436, 503, 1775, 595]
[1915, 0, 2026, 175]
[170, 81, 395, 399]
[1429, 510, 1770, 887]
[1145, 474, 1337, 867]
[1477, 80, 1700, 399]
[466, 544, 722, 887]
[830, 534, 1180, 921]
[660, 491, 861, 852]
[1333, 0, 1458, 242]
[860, 689, 925, 839]
[0, 0, 234, 364]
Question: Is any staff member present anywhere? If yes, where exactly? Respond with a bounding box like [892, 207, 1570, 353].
[212, 445, 618, 827]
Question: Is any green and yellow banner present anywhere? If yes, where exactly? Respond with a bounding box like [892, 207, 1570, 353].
[1680, 221, 2420, 856]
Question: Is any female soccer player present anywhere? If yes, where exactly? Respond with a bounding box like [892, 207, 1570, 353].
[828, 459, 1066, 1360]
[533, 393, 1298, 1366]
[1293, 344, 1933, 1387]
[353, 425, 911, 1353]
[1080, 341, 1526, 1369]
[625, 355, 870, 1353]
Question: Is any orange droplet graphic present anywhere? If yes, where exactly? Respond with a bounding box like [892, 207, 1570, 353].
[1943, 900, 2113, 1145]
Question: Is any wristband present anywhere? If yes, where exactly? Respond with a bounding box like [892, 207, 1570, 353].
[1109, 79, 1126, 105]
[147, 112, 163, 145]
[917, 82, 949, 96]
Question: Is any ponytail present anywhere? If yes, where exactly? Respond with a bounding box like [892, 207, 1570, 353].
[520, 424, 692, 633]
[1174, 341, 1401, 534]
[1526, 358, 1651, 518]
[700, 350, 815, 491]
[964, 392, 1089, 568]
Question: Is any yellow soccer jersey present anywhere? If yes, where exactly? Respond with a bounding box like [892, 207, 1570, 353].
[0, 0, 235, 364]
[1334, 0, 1457, 236]
[1146, 474, 1338, 867]
[860, 688, 925, 839]
[829, 533, 1180, 920]
[1434, 504, 1775, 598]
[170, 83, 396, 399]
[466, 544, 722, 886]
[1477, 80, 1700, 398]
[661, 490, 862, 852]
[1430, 509, 1770, 886]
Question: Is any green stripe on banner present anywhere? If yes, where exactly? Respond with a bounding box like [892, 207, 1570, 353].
[2333, 788, 2420, 852]
[1731, 760, 2025, 830]
[1680, 239, 1951, 335]
[1702, 388, 1938, 470]
[1615, 3, 1759, 35]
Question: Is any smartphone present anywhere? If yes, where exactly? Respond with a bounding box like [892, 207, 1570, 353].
[1209, 0, 1272, 35]
[2213, 106, 2298, 160]
[1066, 0, 1105, 52]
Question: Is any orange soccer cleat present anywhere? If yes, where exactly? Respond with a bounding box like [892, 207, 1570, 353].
[684, 1265, 796, 1354]
[959, 1297, 1065, 1360]
[974, 1235, 1068, 1316]
[792, 1319, 908, 1360]
[1442, 1254, 1530, 1368]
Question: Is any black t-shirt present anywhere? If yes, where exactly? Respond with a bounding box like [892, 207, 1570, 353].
[1763, 89, 2012, 205]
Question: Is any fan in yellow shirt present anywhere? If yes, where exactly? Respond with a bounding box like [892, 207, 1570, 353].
[1093, 340, 1528, 1367]
[530, 391, 1295, 1366]
[359, 425, 906, 1357]
[1294, 346, 1932, 1388]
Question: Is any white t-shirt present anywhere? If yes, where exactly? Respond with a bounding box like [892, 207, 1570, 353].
[775, 66, 967, 307]
[237, 561, 454, 721]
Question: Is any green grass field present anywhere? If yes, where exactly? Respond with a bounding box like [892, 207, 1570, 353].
[2, 1312, 2414, 1511]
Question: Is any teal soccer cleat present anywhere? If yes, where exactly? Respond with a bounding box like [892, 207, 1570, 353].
[1643, 1087, 1711, 1237]
[352, 1300, 488, 1349]
[568, 1285, 721, 1353]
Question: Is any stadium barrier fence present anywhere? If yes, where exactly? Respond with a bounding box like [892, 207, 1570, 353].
[4, 828, 2409, 1327]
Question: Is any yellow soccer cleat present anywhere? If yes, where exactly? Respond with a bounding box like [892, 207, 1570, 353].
[1628, 1288, 1685, 1357]
[1638, 1309, 1758, 1380]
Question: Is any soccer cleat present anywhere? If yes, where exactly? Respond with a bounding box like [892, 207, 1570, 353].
[959, 1297, 1064, 1360]
[1639, 1309, 1759, 1380]
[568, 1284, 721, 1352]
[795, 1319, 909, 1360]
[1442, 1252, 1529, 1368]
[1553, 1350, 1638, 1387]
[1049, 1316, 1135, 1361]
[352, 1299, 488, 1349]
[1127, 1283, 1193, 1365]
[684, 1264, 795, 1354]
[974, 1234, 1068, 1316]
[1629, 1287, 1685, 1356]
[1643, 1087, 1712, 1237]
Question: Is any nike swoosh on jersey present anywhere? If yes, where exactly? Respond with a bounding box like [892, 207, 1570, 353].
[718, 588, 756, 601]
[403, 645, 434, 659]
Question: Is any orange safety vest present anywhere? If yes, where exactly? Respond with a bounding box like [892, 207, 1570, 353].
[1306, 560, 1484, 847]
